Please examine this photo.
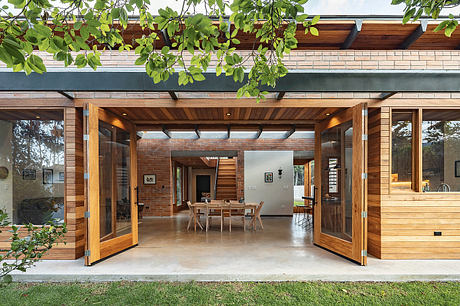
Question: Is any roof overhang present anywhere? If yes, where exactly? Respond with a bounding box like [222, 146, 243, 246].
[1, 69, 460, 92]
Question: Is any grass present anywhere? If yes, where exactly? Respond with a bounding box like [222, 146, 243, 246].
[294, 201, 304, 206]
[1, 281, 460, 305]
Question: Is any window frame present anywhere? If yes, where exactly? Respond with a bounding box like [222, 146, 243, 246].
[390, 107, 460, 194]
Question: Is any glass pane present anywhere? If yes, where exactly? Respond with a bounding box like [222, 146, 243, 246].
[0, 111, 64, 225]
[391, 112, 413, 192]
[176, 167, 182, 205]
[320, 120, 353, 242]
[99, 121, 131, 241]
[422, 110, 460, 192]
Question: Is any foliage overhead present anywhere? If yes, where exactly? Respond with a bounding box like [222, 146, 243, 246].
[0, 209, 67, 282]
[392, 0, 460, 36]
[0, 0, 320, 100]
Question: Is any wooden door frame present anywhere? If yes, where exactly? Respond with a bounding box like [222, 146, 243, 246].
[313, 104, 368, 265]
[85, 104, 138, 265]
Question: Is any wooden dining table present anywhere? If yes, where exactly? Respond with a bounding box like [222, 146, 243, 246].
[190, 202, 260, 232]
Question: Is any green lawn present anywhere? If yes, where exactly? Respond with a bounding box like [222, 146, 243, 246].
[1, 281, 460, 305]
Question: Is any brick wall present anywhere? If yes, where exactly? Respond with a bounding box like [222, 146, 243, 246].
[137, 138, 314, 216]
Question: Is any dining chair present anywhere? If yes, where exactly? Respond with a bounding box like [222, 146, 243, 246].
[227, 202, 246, 232]
[207, 202, 224, 232]
[250, 201, 264, 231]
[186, 201, 203, 231]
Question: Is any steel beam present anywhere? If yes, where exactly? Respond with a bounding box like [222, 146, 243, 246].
[285, 126, 296, 139]
[195, 125, 201, 138]
[160, 29, 172, 47]
[162, 125, 171, 138]
[2, 70, 460, 92]
[57, 90, 74, 99]
[399, 20, 428, 49]
[276, 91, 286, 100]
[168, 91, 178, 100]
[341, 20, 362, 50]
[255, 125, 263, 139]
[378, 92, 398, 100]
[227, 125, 231, 139]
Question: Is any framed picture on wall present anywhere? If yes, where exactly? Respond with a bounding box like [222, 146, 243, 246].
[264, 172, 273, 183]
[43, 169, 53, 184]
[23, 169, 36, 180]
[456, 161, 460, 178]
[144, 174, 156, 185]
[58, 172, 65, 181]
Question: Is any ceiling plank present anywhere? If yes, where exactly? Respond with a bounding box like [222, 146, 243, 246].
[159, 107, 175, 120]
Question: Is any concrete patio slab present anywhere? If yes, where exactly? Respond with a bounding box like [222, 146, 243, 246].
[10, 215, 460, 282]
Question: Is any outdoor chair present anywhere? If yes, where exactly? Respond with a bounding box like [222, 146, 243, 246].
[186, 201, 203, 231]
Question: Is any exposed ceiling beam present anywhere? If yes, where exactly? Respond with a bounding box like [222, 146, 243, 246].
[285, 125, 296, 139]
[57, 90, 74, 99]
[255, 125, 263, 139]
[378, 92, 398, 100]
[227, 124, 231, 139]
[399, 20, 427, 49]
[341, 19, 362, 50]
[160, 29, 172, 47]
[195, 125, 201, 138]
[276, 91, 286, 100]
[168, 91, 178, 100]
[162, 125, 171, 138]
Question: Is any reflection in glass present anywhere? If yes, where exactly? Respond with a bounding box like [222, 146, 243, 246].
[0, 111, 64, 225]
[320, 120, 353, 242]
[176, 166, 182, 206]
[422, 110, 460, 192]
[391, 112, 413, 192]
[99, 121, 131, 241]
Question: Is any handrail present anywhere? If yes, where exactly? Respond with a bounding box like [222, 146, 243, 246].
[214, 158, 219, 200]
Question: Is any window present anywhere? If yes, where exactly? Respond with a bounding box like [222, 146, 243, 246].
[391, 111, 413, 192]
[422, 110, 460, 192]
[0, 110, 64, 225]
[176, 166, 182, 205]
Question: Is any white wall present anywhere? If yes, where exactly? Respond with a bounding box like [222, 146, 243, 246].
[244, 151, 294, 216]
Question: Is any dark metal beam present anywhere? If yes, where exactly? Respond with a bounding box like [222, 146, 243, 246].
[255, 125, 263, 139]
[2, 70, 460, 92]
[276, 91, 286, 100]
[378, 92, 398, 100]
[168, 91, 178, 100]
[285, 125, 296, 139]
[57, 90, 74, 99]
[399, 20, 428, 49]
[160, 29, 172, 47]
[195, 125, 201, 139]
[341, 19, 362, 50]
[227, 125, 231, 139]
[162, 125, 171, 138]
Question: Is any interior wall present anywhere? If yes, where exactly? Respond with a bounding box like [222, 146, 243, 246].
[244, 151, 294, 216]
[0, 121, 13, 221]
[137, 138, 314, 216]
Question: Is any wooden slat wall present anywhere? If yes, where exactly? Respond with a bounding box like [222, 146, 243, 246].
[377, 107, 460, 259]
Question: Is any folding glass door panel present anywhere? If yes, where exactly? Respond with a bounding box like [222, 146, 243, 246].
[85, 104, 138, 265]
[313, 104, 368, 265]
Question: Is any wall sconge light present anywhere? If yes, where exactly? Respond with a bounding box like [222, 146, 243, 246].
[278, 167, 283, 179]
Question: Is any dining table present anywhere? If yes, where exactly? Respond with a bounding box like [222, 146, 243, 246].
[190, 202, 260, 232]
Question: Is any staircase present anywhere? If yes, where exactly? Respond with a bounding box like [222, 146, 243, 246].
[215, 158, 237, 200]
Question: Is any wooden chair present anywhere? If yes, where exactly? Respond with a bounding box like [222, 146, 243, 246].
[250, 201, 264, 231]
[227, 202, 246, 232]
[207, 200, 224, 232]
[186, 201, 203, 231]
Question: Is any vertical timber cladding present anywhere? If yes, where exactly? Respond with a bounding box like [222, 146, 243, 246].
[63, 108, 85, 259]
[374, 107, 460, 260]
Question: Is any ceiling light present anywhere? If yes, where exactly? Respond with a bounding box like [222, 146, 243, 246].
[35, 116, 40, 119]
[326, 113, 331, 116]
[226, 113, 231, 116]
[122, 113, 127, 116]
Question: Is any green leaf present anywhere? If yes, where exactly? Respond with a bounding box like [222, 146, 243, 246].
[309, 27, 319, 36]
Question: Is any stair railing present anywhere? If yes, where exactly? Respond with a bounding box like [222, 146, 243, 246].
[214, 158, 219, 200]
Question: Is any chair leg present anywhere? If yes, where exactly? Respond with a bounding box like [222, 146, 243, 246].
[221, 211, 223, 232]
[187, 214, 192, 231]
[243, 216, 246, 232]
[257, 215, 264, 230]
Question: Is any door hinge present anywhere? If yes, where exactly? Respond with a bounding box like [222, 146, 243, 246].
[83, 110, 89, 117]
[361, 211, 367, 218]
[361, 250, 367, 256]
[85, 250, 91, 257]
[84, 211, 90, 218]
[84, 172, 89, 180]
[362, 173, 368, 179]
[362, 134, 368, 141]
[83, 134, 89, 141]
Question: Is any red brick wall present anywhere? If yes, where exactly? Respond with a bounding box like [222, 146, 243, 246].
[137, 138, 314, 216]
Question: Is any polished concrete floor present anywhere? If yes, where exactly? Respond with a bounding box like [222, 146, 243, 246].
[10, 213, 460, 282]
